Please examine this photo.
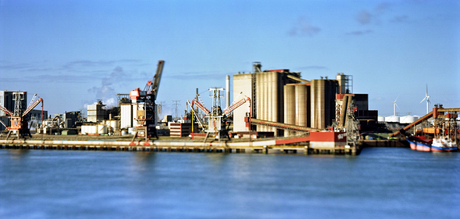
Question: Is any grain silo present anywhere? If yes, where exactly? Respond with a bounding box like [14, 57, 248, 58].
[233, 63, 300, 136]
[311, 78, 337, 129]
[283, 83, 311, 137]
[233, 63, 348, 136]
[283, 84, 295, 136]
[295, 84, 309, 127]
[255, 70, 296, 135]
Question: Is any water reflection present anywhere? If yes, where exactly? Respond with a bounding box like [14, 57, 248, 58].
[134, 151, 156, 163]
[432, 151, 458, 157]
[8, 149, 29, 159]
[1, 148, 459, 218]
[204, 152, 229, 164]
[132, 152, 156, 171]
[124, 152, 157, 182]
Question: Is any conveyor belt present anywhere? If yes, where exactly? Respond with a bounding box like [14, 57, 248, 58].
[390, 111, 433, 137]
[250, 118, 322, 132]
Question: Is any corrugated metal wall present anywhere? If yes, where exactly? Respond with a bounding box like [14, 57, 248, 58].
[256, 72, 284, 136]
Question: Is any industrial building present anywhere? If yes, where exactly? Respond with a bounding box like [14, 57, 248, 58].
[232, 63, 377, 137]
[233, 63, 302, 137]
[87, 101, 108, 123]
[29, 110, 48, 122]
[80, 101, 119, 135]
[0, 90, 48, 132]
[0, 90, 28, 117]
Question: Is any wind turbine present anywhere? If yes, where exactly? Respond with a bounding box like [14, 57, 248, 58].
[420, 84, 430, 114]
[393, 96, 400, 116]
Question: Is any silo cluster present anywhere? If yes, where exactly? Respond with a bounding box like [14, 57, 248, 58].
[233, 63, 352, 137]
[255, 71, 279, 133]
[283, 84, 311, 136]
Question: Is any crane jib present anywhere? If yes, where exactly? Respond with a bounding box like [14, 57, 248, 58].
[0, 105, 13, 116]
[22, 98, 43, 117]
[151, 60, 165, 99]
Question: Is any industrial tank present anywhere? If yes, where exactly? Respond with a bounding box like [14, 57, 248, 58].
[400, 115, 419, 124]
[385, 115, 400, 123]
[97, 124, 107, 135]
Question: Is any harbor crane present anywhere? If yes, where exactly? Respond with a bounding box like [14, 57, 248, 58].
[129, 60, 164, 141]
[189, 89, 250, 142]
[0, 91, 43, 139]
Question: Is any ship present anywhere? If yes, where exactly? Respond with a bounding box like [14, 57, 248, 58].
[407, 136, 457, 152]
[394, 104, 459, 152]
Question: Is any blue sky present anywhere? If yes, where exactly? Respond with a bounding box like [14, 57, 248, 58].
[1, 0, 459, 118]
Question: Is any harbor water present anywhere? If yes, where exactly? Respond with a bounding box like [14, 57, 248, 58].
[1, 148, 459, 218]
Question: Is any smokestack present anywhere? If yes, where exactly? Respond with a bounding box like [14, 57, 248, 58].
[226, 75, 230, 108]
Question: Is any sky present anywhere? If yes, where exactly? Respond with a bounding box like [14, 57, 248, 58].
[1, 0, 459, 118]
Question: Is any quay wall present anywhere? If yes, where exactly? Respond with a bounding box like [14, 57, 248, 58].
[0, 138, 360, 155]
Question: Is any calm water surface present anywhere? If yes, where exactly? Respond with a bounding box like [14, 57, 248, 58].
[1, 148, 459, 218]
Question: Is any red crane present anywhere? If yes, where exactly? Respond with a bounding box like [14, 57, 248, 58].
[0, 92, 44, 139]
[189, 92, 250, 142]
[129, 60, 165, 140]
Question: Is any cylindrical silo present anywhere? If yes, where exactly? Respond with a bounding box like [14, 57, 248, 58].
[264, 73, 269, 132]
[268, 72, 273, 133]
[310, 80, 317, 129]
[284, 85, 295, 125]
[284, 84, 295, 137]
[318, 79, 325, 129]
[311, 79, 336, 130]
[256, 72, 263, 131]
[295, 84, 307, 127]
[271, 72, 278, 135]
